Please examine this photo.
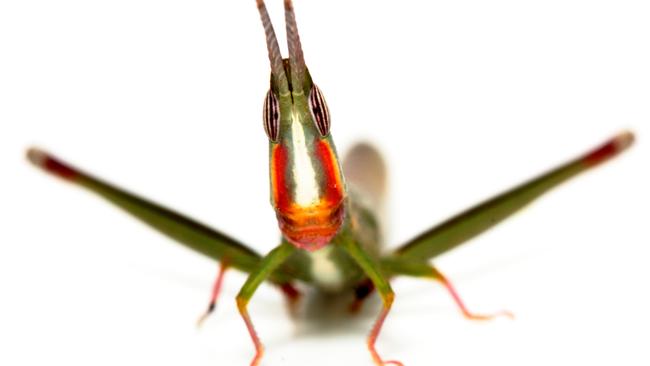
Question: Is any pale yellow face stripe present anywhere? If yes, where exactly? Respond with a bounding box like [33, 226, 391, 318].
[290, 115, 320, 207]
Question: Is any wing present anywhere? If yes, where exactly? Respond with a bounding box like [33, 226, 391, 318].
[391, 131, 634, 261]
[27, 148, 268, 276]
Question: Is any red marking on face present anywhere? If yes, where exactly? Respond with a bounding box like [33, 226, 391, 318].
[270, 144, 291, 211]
[270, 139, 346, 251]
[315, 139, 345, 204]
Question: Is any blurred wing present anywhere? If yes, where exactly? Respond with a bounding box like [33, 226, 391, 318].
[343, 143, 387, 213]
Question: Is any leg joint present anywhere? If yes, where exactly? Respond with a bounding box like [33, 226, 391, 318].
[236, 295, 248, 312]
[382, 289, 395, 308]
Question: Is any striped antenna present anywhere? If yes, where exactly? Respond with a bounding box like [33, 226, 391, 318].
[257, 0, 289, 92]
[284, 0, 306, 92]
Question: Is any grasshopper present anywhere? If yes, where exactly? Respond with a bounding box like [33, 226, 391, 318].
[27, 0, 635, 365]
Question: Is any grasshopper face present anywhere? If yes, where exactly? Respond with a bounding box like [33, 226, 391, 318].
[258, 0, 345, 251]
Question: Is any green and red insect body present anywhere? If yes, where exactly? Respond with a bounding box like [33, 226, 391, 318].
[261, 8, 345, 252]
[239, 2, 398, 364]
[26, 0, 636, 365]
[266, 90, 345, 251]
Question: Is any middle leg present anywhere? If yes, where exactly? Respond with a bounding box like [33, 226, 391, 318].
[383, 257, 513, 321]
[431, 266, 513, 321]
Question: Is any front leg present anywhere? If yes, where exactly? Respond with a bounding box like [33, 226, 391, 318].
[339, 233, 403, 366]
[236, 241, 296, 366]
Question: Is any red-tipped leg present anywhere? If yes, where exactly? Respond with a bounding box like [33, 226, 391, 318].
[237, 298, 264, 366]
[432, 267, 513, 321]
[196, 262, 229, 327]
[367, 293, 404, 366]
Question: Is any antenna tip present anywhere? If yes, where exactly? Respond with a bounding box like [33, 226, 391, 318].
[614, 130, 635, 152]
[284, 0, 294, 10]
[26, 147, 48, 167]
[255, 0, 264, 8]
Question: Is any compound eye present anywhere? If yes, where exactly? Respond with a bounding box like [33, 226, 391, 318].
[308, 84, 331, 137]
[263, 89, 281, 142]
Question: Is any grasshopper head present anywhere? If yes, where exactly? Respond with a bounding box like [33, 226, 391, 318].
[256, 0, 345, 251]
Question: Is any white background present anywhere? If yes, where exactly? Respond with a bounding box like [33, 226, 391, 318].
[1, 0, 649, 365]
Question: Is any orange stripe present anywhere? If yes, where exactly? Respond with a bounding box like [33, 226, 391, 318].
[315, 139, 344, 204]
[270, 144, 291, 210]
